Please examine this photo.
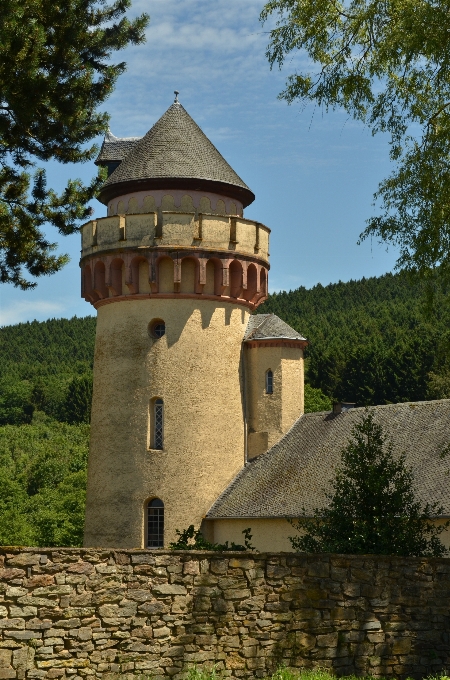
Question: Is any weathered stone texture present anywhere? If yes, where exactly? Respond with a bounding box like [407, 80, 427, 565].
[0, 549, 449, 680]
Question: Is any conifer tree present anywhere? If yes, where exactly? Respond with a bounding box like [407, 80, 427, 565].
[289, 412, 448, 556]
[64, 374, 93, 424]
[0, 0, 149, 288]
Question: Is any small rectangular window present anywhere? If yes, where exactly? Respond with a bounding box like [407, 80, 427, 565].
[147, 499, 164, 547]
[154, 399, 164, 449]
[266, 370, 273, 394]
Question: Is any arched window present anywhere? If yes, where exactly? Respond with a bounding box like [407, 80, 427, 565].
[154, 399, 164, 449]
[266, 370, 273, 394]
[147, 498, 164, 548]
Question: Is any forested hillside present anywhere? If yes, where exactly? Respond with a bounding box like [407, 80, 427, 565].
[1, 272, 450, 425]
[0, 272, 449, 546]
[259, 271, 450, 405]
[0, 316, 95, 425]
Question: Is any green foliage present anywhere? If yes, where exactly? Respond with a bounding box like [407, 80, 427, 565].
[170, 526, 254, 552]
[64, 373, 93, 424]
[186, 666, 222, 680]
[0, 378, 34, 425]
[289, 412, 448, 556]
[0, 0, 149, 287]
[0, 421, 89, 546]
[259, 271, 450, 405]
[0, 315, 95, 423]
[185, 666, 388, 680]
[427, 371, 450, 399]
[260, 0, 450, 284]
[304, 384, 332, 413]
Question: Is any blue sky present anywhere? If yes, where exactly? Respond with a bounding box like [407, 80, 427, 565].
[0, 0, 398, 326]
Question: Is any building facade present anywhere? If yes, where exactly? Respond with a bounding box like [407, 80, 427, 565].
[81, 98, 306, 548]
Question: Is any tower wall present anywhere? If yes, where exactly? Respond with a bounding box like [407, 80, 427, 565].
[84, 297, 250, 548]
[245, 343, 305, 459]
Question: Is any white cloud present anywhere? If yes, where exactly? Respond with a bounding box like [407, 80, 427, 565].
[0, 300, 65, 327]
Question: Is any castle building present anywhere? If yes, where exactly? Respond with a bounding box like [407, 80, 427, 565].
[81, 97, 449, 552]
[81, 97, 306, 549]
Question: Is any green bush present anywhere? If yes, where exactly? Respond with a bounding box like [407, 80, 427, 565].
[304, 384, 332, 413]
[170, 525, 254, 551]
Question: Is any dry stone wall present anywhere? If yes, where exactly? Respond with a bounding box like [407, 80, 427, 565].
[0, 549, 449, 680]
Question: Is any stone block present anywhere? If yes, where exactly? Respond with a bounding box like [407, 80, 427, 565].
[0, 670, 16, 678]
[182, 562, 200, 576]
[6, 555, 41, 568]
[152, 584, 186, 596]
[223, 589, 251, 600]
[0, 621, 24, 631]
[266, 564, 290, 579]
[229, 559, 255, 570]
[162, 646, 184, 658]
[12, 647, 35, 671]
[210, 560, 228, 575]
[307, 561, 330, 578]
[362, 621, 381, 630]
[317, 632, 338, 647]
[4, 631, 41, 640]
[67, 564, 94, 575]
[392, 637, 412, 654]
[0, 651, 12, 668]
[5, 588, 27, 598]
[10, 607, 37, 618]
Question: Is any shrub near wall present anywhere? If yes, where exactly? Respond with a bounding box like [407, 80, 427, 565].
[0, 549, 449, 680]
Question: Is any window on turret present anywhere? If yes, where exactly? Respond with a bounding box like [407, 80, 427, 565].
[147, 498, 164, 548]
[149, 319, 165, 338]
[266, 370, 273, 394]
[154, 399, 164, 449]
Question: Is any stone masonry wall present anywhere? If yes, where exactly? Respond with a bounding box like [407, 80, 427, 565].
[0, 549, 449, 680]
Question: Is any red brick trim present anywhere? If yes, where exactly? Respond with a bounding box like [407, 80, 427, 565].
[94, 292, 267, 311]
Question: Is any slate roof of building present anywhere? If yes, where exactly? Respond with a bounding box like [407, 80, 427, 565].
[95, 132, 141, 164]
[245, 314, 307, 341]
[100, 102, 253, 202]
[207, 400, 450, 519]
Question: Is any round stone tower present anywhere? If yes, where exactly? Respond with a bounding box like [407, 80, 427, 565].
[81, 97, 270, 548]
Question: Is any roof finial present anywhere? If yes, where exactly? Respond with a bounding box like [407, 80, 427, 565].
[174, 90, 179, 103]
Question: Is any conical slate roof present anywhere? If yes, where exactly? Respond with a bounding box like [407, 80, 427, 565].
[98, 102, 255, 207]
[245, 314, 307, 342]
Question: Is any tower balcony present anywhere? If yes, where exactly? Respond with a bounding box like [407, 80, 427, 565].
[80, 211, 270, 310]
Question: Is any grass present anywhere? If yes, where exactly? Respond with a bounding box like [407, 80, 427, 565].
[185, 667, 450, 680]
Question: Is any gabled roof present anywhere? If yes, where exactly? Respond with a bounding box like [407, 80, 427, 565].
[245, 314, 307, 342]
[95, 132, 141, 164]
[98, 102, 255, 207]
[207, 400, 450, 519]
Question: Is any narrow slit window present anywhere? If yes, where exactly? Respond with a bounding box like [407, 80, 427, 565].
[147, 498, 164, 548]
[154, 399, 164, 449]
[266, 370, 273, 394]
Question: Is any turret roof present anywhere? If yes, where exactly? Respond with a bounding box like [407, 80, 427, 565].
[245, 314, 307, 342]
[98, 101, 254, 207]
[95, 131, 141, 163]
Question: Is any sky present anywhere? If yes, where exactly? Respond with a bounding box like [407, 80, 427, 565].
[0, 0, 399, 327]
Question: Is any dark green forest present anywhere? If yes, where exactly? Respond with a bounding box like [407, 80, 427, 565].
[0, 270, 449, 546]
[259, 271, 450, 405]
[0, 316, 96, 426]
